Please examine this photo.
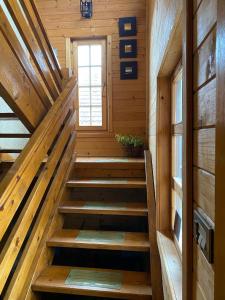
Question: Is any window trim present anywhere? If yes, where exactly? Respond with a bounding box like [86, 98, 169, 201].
[73, 39, 107, 131]
[171, 63, 183, 256]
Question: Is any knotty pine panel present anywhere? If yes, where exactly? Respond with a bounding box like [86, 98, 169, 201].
[193, 78, 216, 129]
[36, 0, 147, 156]
[193, 0, 217, 49]
[194, 27, 216, 91]
[193, 167, 215, 222]
[193, 1, 216, 298]
[193, 244, 214, 300]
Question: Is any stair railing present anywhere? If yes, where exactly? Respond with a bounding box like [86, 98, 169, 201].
[0, 0, 64, 134]
[145, 150, 164, 300]
[0, 76, 77, 298]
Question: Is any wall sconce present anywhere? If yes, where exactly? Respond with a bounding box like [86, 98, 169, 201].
[80, 0, 93, 19]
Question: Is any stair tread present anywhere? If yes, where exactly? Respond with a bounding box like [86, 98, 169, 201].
[67, 179, 146, 188]
[0, 133, 31, 138]
[58, 200, 148, 216]
[32, 266, 152, 299]
[74, 157, 145, 170]
[47, 229, 150, 251]
[0, 112, 18, 119]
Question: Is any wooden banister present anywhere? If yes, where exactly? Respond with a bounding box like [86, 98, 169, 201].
[145, 150, 164, 300]
[19, 0, 63, 92]
[0, 1, 66, 133]
[0, 7, 51, 111]
[0, 76, 77, 296]
[4, 0, 59, 100]
[0, 76, 77, 242]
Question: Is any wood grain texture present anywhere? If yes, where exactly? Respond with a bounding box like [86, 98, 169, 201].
[0, 7, 52, 111]
[193, 244, 214, 300]
[5, 0, 60, 100]
[157, 232, 182, 300]
[32, 266, 152, 299]
[4, 134, 76, 300]
[59, 200, 148, 217]
[145, 151, 164, 300]
[66, 179, 146, 189]
[193, 167, 215, 222]
[192, 0, 216, 297]
[35, 0, 147, 157]
[194, 27, 216, 90]
[147, 0, 182, 184]
[193, 0, 217, 49]
[47, 229, 150, 252]
[0, 31, 47, 132]
[194, 128, 215, 174]
[215, 0, 225, 298]
[193, 78, 216, 129]
[0, 77, 76, 242]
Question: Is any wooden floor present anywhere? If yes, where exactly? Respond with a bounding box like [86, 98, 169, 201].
[32, 157, 152, 299]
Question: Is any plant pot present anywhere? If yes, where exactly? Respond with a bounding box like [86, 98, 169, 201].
[124, 145, 144, 157]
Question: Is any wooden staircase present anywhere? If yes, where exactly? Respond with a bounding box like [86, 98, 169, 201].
[32, 157, 154, 299]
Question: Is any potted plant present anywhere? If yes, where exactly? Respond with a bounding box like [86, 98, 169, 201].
[115, 134, 144, 157]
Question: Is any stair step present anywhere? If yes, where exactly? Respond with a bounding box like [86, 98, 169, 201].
[0, 133, 31, 138]
[32, 266, 152, 299]
[58, 200, 148, 216]
[0, 149, 22, 153]
[74, 157, 145, 169]
[47, 229, 150, 252]
[66, 179, 146, 189]
[0, 113, 18, 119]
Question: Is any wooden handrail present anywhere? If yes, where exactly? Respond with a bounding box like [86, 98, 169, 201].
[19, 0, 63, 92]
[145, 150, 164, 300]
[0, 76, 77, 295]
[0, 76, 77, 241]
[4, 0, 59, 100]
[0, 1, 67, 133]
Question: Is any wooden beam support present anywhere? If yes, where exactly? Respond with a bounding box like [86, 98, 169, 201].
[183, 0, 193, 299]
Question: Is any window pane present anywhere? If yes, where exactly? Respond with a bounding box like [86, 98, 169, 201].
[91, 87, 102, 106]
[173, 136, 182, 182]
[175, 77, 182, 123]
[78, 45, 90, 66]
[91, 45, 102, 66]
[91, 67, 102, 86]
[172, 190, 182, 250]
[79, 106, 91, 126]
[78, 67, 90, 86]
[91, 106, 102, 126]
[79, 87, 90, 106]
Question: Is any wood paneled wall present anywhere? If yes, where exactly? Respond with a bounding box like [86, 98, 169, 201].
[147, 0, 182, 181]
[35, 0, 147, 157]
[192, 0, 216, 299]
[147, 0, 216, 299]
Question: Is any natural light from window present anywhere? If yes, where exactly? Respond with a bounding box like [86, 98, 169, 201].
[77, 43, 103, 127]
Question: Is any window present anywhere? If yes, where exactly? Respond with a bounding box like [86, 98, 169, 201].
[73, 39, 107, 130]
[171, 65, 183, 253]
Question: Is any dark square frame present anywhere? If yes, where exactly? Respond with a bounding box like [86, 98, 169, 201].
[119, 39, 137, 58]
[119, 17, 137, 37]
[120, 61, 138, 80]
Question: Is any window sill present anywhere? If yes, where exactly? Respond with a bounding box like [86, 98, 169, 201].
[77, 130, 114, 138]
[157, 231, 182, 300]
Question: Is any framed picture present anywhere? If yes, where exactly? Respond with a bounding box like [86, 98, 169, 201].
[120, 61, 138, 80]
[120, 40, 137, 58]
[119, 17, 137, 37]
